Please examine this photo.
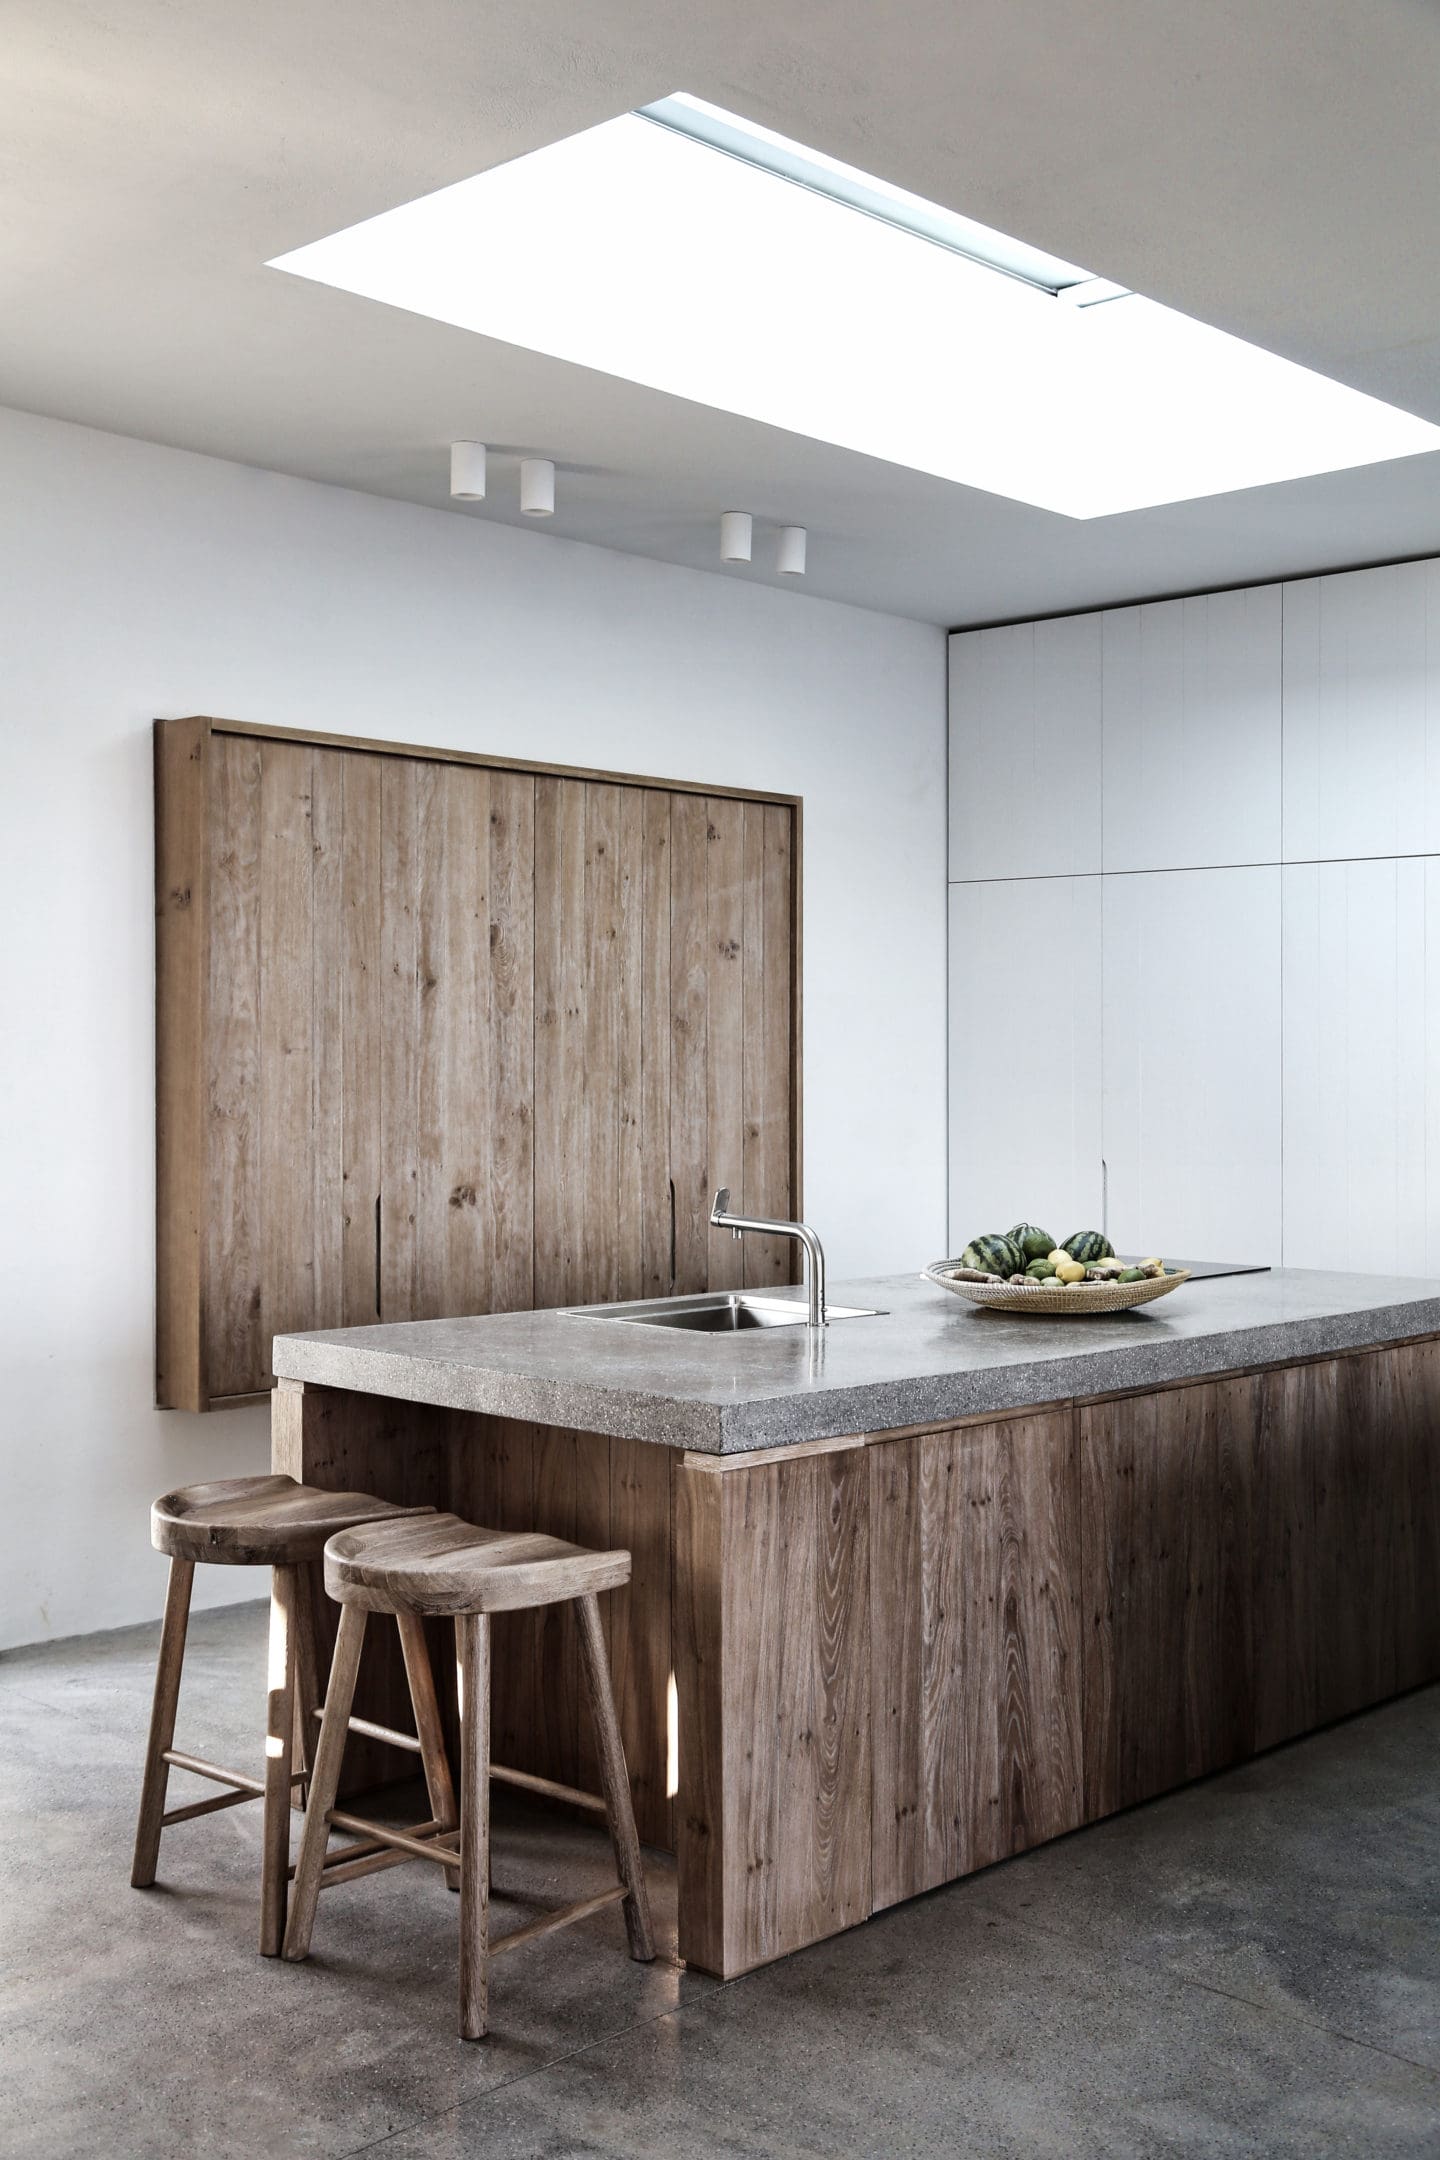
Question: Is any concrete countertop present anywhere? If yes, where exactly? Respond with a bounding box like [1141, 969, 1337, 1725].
[272, 1267, 1440, 1455]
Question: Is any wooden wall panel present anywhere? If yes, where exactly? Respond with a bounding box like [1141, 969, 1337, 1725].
[159, 718, 799, 1409]
[871, 1412, 1082, 1910]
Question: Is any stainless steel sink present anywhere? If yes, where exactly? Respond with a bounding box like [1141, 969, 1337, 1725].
[561, 1292, 881, 1332]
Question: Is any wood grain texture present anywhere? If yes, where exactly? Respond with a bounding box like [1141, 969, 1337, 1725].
[205, 730, 263, 1398]
[154, 719, 209, 1410]
[202, 713, 800, 807]
[870, 1413, 1082, 1910]
[1081, 1381, 1255, 1818]
[158, 723, 799, 1406]
[258, 740, 316, 1374]
[675, 1448, 871, 1977]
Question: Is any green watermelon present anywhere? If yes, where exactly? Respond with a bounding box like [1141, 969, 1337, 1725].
[1009, 1222, 1055, 1263]
[1063, 1230, 1115, 1263]
[961, 1233, 1023, 1277]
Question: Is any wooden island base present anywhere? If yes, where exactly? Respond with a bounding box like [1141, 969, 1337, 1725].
[274, 1334, 1440, 1980]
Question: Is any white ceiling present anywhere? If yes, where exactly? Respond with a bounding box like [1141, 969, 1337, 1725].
[5, 0, 1440, 626]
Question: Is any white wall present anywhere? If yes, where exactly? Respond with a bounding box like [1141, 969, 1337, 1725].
[0, 404, 947, 1649]
[949, 562, 1440, 1273]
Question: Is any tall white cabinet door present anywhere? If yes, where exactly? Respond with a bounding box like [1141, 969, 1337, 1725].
[1282, 858, 1436, 1274]
[1101, 867, 1282, 1263]
[949, 878, 1102, 1250]
[948, 615, 1102, 883]
[1101, 586, 1282, 872]
[1282, 561, 1440, 862]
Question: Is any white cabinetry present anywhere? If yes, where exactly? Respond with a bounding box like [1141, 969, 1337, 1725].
[1101, 867, 1283, 1263]
[1101, 586, 1282, 872]
[948, 878, 1102, 1248]
[948, 615, 1101, 882]
[1282, 562, 1440, 862]
[1281, 857, 1439, 1274]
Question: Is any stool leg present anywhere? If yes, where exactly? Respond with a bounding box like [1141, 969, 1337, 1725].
[457, 1613, 491, 2042]
[283, 1604, 367, 1963]
[261, 1565, 302, 1956]
[396, 1613, 460, 1892]
[575, 1592, 655, 1963]
[131, 1557, 195, 1889]
[290, 1563, 323, 1810]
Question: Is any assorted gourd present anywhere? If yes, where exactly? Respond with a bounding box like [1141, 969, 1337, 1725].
[956, 1224, 1172, 1290]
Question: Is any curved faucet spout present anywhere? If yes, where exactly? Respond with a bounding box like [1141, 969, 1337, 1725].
[708, 1188, 827, 1327]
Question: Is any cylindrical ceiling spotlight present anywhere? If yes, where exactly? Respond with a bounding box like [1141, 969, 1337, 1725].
[520, 458, 556, 516]
[449, 441, 487, 501]
[720, 510, 753, 564]
[777, 525, 808, 577]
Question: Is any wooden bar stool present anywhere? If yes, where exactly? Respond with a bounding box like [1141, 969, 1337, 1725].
[132, 1474, 440, 1955]
[283, 1512, 656, 2040]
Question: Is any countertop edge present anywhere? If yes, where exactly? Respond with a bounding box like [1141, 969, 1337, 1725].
[272, 1293, 1440, 1456]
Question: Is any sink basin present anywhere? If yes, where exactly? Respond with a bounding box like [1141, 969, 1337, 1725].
[561, 1292, 881, 1331]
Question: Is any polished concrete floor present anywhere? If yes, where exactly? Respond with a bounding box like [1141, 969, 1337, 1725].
[3, 1601, 1438, 2160]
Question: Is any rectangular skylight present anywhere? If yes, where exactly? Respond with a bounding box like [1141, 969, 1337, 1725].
[269, 93, 1440, 519]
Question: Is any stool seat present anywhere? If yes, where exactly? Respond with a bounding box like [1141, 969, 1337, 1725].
[151, 1474, 429, 1567]
[324, 1512, 631, 1617]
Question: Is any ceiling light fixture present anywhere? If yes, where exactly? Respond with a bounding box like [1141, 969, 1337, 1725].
[719, 510, 752, 563]
[449, 440, 487, 500]
[271, 97, 1440, 520]
[519, 457, 555, 516]
[776, 525, 807, 577]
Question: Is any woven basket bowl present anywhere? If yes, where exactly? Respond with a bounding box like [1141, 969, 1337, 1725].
[922, 1260, 1191, 1315]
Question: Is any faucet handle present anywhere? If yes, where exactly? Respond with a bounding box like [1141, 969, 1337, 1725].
[710, 1187, 731, 1224]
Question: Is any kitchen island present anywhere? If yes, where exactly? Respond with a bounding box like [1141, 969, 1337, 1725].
[273, 1268, 1440, 1979]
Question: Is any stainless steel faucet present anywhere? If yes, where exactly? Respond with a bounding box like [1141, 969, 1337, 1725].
[709, 1188, 828, 1327]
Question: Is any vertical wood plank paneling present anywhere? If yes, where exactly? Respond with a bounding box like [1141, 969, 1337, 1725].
[670, 792, 711, 1294]
[996, 1409, 1083, 1859]
[614, 786, 646, 1300]
[309, 749, 346, 1332]
[705, 796, 746, 1292]
[534, 777, 586, 1308]
[378, 758, 419, 1321]
[868, 1441, 922, 1910]
[205, 732, 263, 1396]
[582, 784, 623, 1303]
[154, 718, 209, 1410]
[719, 1451, 871, 1973]
[674, 1460, 726, 1974]
[640, 791, 673, 1299]
[740, 800, 795, 1286]
[1250, 1360, 1321, 1752]
[258, 740, 316, 1374]
[1080, 1381, 1254, 1818]
[871, 1412, 1083, 1906]
[174, 724, 796, 1403]
[413, 761, 484, 1321]
[340, 754, 383, 1327]
[486, 773, 536, 1316]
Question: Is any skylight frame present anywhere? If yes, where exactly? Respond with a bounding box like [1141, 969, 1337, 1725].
[268, 93, 1440, 521]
